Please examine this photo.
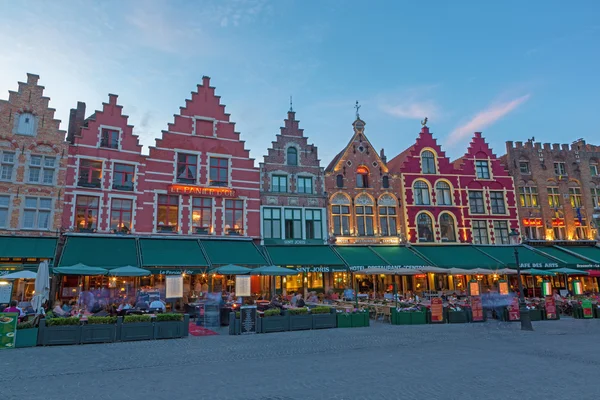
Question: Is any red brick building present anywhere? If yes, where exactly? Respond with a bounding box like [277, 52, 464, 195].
[259, 110, 327, 244]
[387, 123, 519, 244]
[324, 115, 401, 245]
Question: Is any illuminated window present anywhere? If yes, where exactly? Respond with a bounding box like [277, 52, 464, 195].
[548, 187, 561, 208]
[439, 213, 456, 242]
[519, 187, 539, 207]
[569, 187, 582, 208]
[435, 182, 452, 205]
[592, 188, 600, 209]
[417, 213, 434, 243]
[192, 197, 212, 234]
[75, 195, 99, 231]
[78, 159, 102, 188]
[110, 198, 133, 232]
[356, 166, 369, 188]
[413, 180, 430, 205]
[421, 151, 436, 174]
[225, 199, 244, 235]
[113, 163, 135, 191]
[157, 195, 178, 232]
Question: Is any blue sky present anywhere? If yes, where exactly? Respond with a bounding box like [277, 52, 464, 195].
[1, 0, 599, 165]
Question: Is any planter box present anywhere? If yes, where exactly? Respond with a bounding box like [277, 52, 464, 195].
[528, 309, 542, 321]
[154, 321, 185, 339]
[81, 324, 116, 344]
[336, 313, 352, 328]
[228, 313, 240, 335]
[16, 328, 38, 348]
[312, 310, 336, 329]
[39, 320, 81, 346]
[351, 312, 369, 327]
[410, 311, 427, 325]
[447, 310, 468, 324]
[261, 315, 289, 333]
[289, 314, 312, 331]
[120, 322, 154, 342]
[392, 311, 412, 325]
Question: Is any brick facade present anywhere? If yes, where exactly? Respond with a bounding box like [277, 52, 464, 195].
[0, 74, 67, 236]
[504, 139, 600, 241]
[259, 110, 327, 244]
[388, 124, 518, 244]
[324, 117, 401, 245]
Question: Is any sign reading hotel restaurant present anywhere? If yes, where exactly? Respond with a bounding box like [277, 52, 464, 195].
[349, 265, 428, 272]
[235, 276, 251, 297]
[519, 262, 559, 269]
[167, 184, 237, 197]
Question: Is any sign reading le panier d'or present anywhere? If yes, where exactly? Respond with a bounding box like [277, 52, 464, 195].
[168, 184, 236, 197]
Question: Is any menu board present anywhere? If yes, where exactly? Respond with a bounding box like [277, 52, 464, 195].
[468, 280, 480, 296]
[235, 276, 251, 297]
[0, 282, 13, 304]
[582, 299, 593, 318]
[240, 305, 257, 335]
[430, 297, 444, 323]
[508, 297, 520, 321]
[166, 275, 183, 299]
[471, 296, 484, 322]
[498, 281, 509, 295]
[545, 296, 557, 320]
[0, 312, 18, 350]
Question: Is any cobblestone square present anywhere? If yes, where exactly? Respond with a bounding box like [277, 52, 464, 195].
[2, 319, 599, 400]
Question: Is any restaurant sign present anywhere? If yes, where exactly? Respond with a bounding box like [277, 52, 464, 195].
[519, 262, 559, 269]
[295, 266, 347, 273]
[0, 312, 17, 350]
[154, 269, 204, 275]
[335, 237, 400, 245]
[430, 298, 444, 323]
[350, 265, 428, 271]
[168, 184, 236, 197]
[577, 263, 600, 269]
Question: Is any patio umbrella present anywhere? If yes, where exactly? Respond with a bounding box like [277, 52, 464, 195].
[358, 267, 394, 275]
[31, 261, 50, 314]
[0, 270, 37, 280]
[389, 268, 421, 276]
[548, 268, 589, 276]
[249, 265, 297, 276]
[53, 263, 108, 276]
[447, 268, 472, 275]
[209, 264, 251, 275]
[418, 266, 449, 273]
[496, 268, 518, 275]
[521, 269, 556, 276]
[108, 266, 151, 277]
[470, 268, 494, 275]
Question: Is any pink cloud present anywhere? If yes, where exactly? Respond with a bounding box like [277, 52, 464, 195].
[446, 94, 531, 147]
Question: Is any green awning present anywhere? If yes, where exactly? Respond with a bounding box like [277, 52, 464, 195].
[335, 246, 388, 268]
[532, 246, 590, 268]
[0, 236, 57, 259]
[139, 239, 208, 267]
[201, 240, 267, 266]
[369, 246, 433, 269]
[412, 245, 503, 270]
[522, 268, 555, 276]
[556, 246, 600, 268]
[0, 264, 41, 272]
[59, 236, 138, 268]
[54, 263, 108, 276]
[266, 245, 345, 267]
[475, 245, 562, 269]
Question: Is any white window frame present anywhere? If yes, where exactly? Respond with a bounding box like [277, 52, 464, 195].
[475, 160, 491, 179]
[0, 150, 16, 182]
[554, 162, 566, 176]
[26, 154, 57, 185]
[21, 196, 53, 230]
[0, 194, 11, 228]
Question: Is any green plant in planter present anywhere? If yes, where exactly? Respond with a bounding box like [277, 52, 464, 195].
[235, 311, 240, 318]
[46, 317, 80, 327]
[311, 306, 332, 314]
[288, 307, 309, 315]
[17, 321, 35, 330]
[124, 315, 152, 324]
[264, 308, 281, 317]
[156, 313, 183, 322]
[87, 316, 118, 325]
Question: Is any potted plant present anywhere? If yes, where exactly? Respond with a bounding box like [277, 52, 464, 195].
[120, 315, 154, 342]
[39, 317, 81, 346]
[311, 306, 336, 329]
[287, 307, 312, 331]
[154, 313, 188, 339]
[336, 310, 352, 328]
[447, 304, 468, 324]
[351, 309, 369, 327]
[260, 308, 288, 333]
[229, 311, 241, 335]
[81, 316, 117, 344]
[16, 321, 38, 348]
[527, 304, 542, 321]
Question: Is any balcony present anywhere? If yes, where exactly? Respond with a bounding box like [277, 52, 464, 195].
[157, 225, 177, 233]
[194, 227, 210, 235]
[112, 183, 133, 191]
[78, 179, 101, 188]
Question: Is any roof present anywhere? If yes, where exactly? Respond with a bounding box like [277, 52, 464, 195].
[451, 156, 466, 170]
[325, 149, 344, 172]
[387, 145, 415, 171]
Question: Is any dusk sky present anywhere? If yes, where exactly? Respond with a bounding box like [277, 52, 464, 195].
[1, 0, 599, 165]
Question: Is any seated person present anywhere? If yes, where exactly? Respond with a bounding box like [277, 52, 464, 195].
[117, 300, 132, 312]
[3, 300, 25, 317]
[269, 295, 283, 310]
[135, 298, 150, 310]
[307, 292, 319, 303]
[296, 294, 306, 308]
[149, 297, 166, 312]
[52, 301, 70, 317]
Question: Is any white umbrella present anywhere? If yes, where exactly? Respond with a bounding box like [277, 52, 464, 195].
[31, 261, 50, 314]
[358, 267, 394, 275]
[418, 266, 449, 273]
[0, 270, 37, 280]
[496, 268, 518, 275]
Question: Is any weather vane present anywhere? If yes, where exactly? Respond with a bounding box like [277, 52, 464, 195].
[289, 95, 293, 112]
[355, 101, 361, 119]
[421, 117, 428, 127]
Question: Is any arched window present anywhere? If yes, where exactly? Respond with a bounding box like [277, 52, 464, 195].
[336, 174, 344, 188]
[287, 147, 298, 166]
[382, 175, 389, 189]
[417, 213, 434, 242]
[356, 165, 369, 188]
[421, 150, 436, 174]
[17, 113, 36, 136]
[435, 182, 452, 205]
[413, 180, 430, 205]
[439, 213, 456, 242]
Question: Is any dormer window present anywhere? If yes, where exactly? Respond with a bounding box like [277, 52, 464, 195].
[100, 129, 119, 149]
[356, 166, 369, 188]
[475, 160, 490, 179]
[421, 150, 436, 174]
[287, 147, 298, 166]
[17, 113, 36, 136]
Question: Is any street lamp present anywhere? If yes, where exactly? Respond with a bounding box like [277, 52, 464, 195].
[509, 229, 534, 331]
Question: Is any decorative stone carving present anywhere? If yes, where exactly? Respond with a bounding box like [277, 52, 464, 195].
[0, 140, 12, 148]
[35, 144, 54, 153]
[379, 194, 397, 206]
[307, 198, 319, 206]
[266, 196, 278, 205]
[331, 193, 350, 205]
[288, 197, 299, 206]
[355, 193, 374, 205]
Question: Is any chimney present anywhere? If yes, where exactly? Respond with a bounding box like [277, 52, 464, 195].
[67, 101, 86, 144]
[380, 148, 386, 163]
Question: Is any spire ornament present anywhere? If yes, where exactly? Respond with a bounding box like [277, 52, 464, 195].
[421, 117, 428, 127]
[355, 101, 361, 119]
